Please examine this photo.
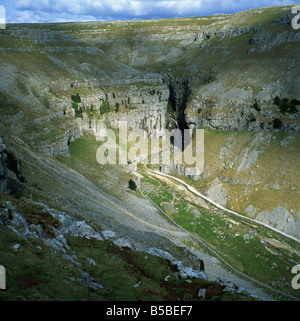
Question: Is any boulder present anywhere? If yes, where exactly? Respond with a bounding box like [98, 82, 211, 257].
[146, 247, 208, 281]
[255, 207, 300, 238]
[198, 288, 206, 299]
[205, 178, 228, 206]
[113, 238, 135, 250]
[77, 269, 104, 290]
[0, 201, 39, 239]
[37, 202, 103, 241]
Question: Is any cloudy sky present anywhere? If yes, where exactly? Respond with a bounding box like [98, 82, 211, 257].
[1, 0, 299, 23]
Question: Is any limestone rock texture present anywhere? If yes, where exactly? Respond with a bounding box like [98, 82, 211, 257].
[0, 5, 299, 248]
[255, 207, 300, 237]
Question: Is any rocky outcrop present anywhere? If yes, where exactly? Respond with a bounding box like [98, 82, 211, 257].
[145, 247, 208, 281]
[216, 277, 256, 298]
[248, 31, 300, 54]
[212, 23, 263, 41]
[77, 84, 169, 138]
[233, 133, 272, 172]
[4, 28, 57, 43]
[186, 84, 300, 132]
[35, 126, 80, 157]
[0, 201, 106, 290]
[0, 200, 210, 290]
[205, 178, 228, 206]
[272, 12, 294, 26]
[159, 164, 202, 180]
[45, 46, 102, 55]
[255, 207, 300, 238]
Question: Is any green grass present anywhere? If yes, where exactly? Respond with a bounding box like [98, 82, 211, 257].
[141, 171, 300, 299]
[23, 116, 70, 143]
[55, 133, 144, 200]
[140, 173, 161, 187]
[0, 224, 103, 301]
[0, 91, 20, 116]
[59, 133, 100, 166]
[240, 6, 292, 26]
[0, 196, 255, 301]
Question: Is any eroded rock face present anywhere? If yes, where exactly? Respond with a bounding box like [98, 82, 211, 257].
[77, 85, 169, 138]
[205, 178, 228, 206]
[35, 126, 81, 157]
[159, 164, 202, 180]
[1, 9, 299, 162]
[185, 84, 300, 132]
[248, 31, 300, 53]
[255, 207, 300, 238]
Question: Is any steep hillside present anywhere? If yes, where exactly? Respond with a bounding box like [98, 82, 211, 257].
[0, 5, 299, 301]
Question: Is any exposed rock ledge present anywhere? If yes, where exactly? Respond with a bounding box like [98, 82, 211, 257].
[159, 164, 202, 180]
[0, 200, 210, 290]
[34, 127, 80, 157]
[246, 205, 300, 238]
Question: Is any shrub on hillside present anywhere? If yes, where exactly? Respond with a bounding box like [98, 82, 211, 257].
[100, 99, 110, 114]
[273, 96, 299, 114]
[128, 179, 137, 191]
[273, 118, 282, 129]
[252, 101, 261, 112]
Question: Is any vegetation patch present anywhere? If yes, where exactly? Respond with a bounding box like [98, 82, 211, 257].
[273, 96, 299, 115]
[140, 170, 300, 300]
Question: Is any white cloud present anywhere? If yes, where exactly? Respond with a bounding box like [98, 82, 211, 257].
[5, 0, 300, 23]
[14, 0, 33, 9]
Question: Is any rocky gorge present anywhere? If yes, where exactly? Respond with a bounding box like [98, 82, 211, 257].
[0, 5, 299, 301]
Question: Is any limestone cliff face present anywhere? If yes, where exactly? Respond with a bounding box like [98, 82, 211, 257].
[0, 8, 299, 165]
[186, 92, 300, 132]
[1, 6, 300, 156]
[0, 5, 299, 247]
[248, 206, 300, 238]
[76, 84, 169, 138]
[35, 126, 81, 157]
[185, 78, 300, 132]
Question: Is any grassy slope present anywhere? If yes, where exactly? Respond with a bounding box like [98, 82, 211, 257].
[0, 157, 256, 302]
[149, 126, 300, 222]
[55, 133, 143, 200]
[196, 129, 300, 218]
[139, 169, 300, 300]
